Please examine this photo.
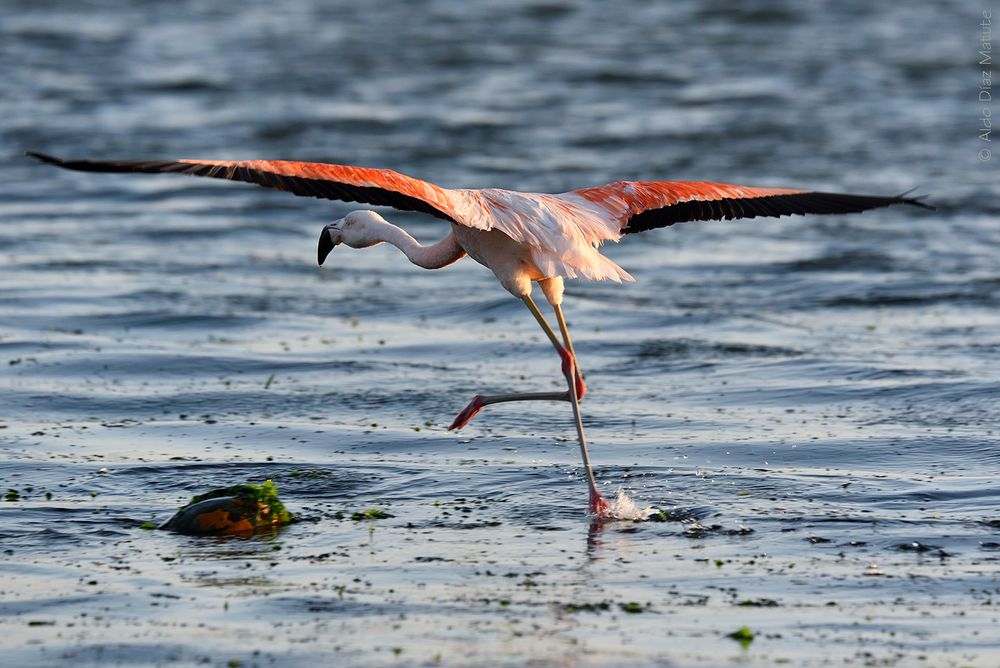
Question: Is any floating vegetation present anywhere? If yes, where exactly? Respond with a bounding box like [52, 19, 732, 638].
[561, 600, 647, 614]
[563, 601, 611, 613]
[682, 520, 754, 537]
[727, 626, 755, 646]
[160, 480, 292, 536]
[351, 508, 393, 521]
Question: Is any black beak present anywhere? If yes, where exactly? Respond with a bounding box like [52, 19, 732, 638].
[317, 228, 335, 266]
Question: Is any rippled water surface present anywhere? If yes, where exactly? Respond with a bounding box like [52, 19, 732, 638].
[2, 1, 998, 666]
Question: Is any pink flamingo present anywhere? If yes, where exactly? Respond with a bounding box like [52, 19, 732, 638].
[26, 151, 930, 516]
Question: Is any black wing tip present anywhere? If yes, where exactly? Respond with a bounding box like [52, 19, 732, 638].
[787, 189, 936, 212]
[25, 151, 64, 166]
[894, 189, 936, 211]
[623, 186, 938, 234]
[804, 188, 935, 211]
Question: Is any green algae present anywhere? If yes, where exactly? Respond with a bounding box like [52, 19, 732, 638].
[188, 480, 292, 524]
[728, 626, 755, 646]
[161, 480, 293, 535]
[351, 508, 393, 521]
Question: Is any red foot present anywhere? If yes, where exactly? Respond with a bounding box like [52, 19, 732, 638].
[557, 348, 587, 399]
[589, 489, 612, 518]
[448, 395, 486, 431]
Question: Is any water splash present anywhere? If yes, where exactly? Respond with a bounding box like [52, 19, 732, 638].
[603, 489, 657, 521]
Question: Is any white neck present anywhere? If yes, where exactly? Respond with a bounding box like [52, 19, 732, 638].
[370, 221, 466, 270]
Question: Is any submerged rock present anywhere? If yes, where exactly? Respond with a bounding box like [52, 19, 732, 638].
[161, 480, 293, 536]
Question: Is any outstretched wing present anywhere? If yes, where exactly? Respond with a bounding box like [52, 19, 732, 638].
[25, 152, 461, 223]
[571, 181, 933, 234]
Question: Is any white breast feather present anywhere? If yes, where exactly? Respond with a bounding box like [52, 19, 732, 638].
[449, 189, 634, 283]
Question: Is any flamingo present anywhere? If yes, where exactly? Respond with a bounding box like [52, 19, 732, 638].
[25, 151, 931, 516]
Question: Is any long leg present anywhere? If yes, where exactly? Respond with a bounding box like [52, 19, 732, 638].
[449, 294, 576, 431]
[524, 296, 609, 515]
[448, 391, 568, 431]
[447, 295, 610, 515]
[521, 294, 562, 350]
[522, 295, 585, 396]
[552, 302, 585, 398]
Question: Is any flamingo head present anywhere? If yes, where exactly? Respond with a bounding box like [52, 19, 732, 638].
[318, 210, 388, 265]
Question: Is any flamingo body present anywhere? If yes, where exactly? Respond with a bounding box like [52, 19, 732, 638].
[26, 150, 932, 517]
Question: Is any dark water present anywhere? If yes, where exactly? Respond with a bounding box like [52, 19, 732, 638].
[2, 1, 998, 666]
